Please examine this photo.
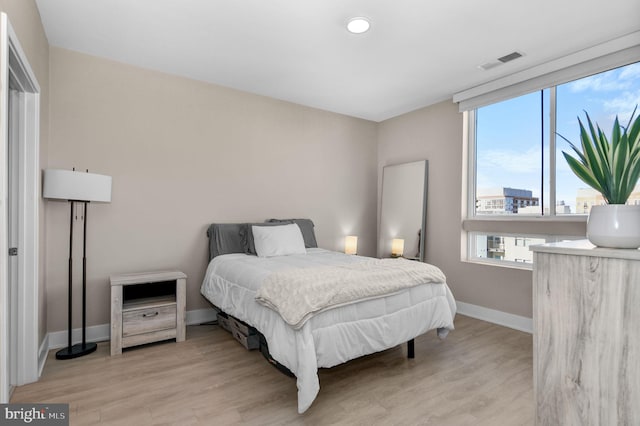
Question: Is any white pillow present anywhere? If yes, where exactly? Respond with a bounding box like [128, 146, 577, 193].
[252, 224, 307, 257]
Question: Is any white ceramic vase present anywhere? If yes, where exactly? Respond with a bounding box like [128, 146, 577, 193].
[587, 204, 640, 249]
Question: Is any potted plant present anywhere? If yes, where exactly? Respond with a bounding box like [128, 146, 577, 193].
[560, 107, 640, 248]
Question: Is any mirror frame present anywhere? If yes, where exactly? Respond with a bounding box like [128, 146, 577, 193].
[378, 160, 429, 262]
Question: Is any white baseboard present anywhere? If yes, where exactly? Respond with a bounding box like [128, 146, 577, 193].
[42, 303, 530, 346]
[40, 304, 530, 367]
[45, 308, 218, 351]
[186, 308, 217, 325]
[47, 323, 111, 350]
[456, 301, 532, 334]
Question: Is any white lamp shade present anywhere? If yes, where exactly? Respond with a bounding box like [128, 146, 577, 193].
[345, 235, 358, 255]
[43, 169, 112, 202]
[391, 238, 404, 257]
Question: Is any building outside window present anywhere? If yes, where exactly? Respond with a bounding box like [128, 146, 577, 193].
[476, 187, 538, 215]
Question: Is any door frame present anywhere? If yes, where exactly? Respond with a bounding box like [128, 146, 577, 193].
[0, 12, 40, 402]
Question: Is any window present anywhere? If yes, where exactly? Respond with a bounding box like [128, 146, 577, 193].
[470, 233, 579, 266]
[475, 91, 543, 216]
[464, 60, 640, 267]
[472, 61, 640, 218]
[555, 64, 640, 214]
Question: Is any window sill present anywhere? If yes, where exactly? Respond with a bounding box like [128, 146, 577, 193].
[462, 216, 587, 237]
[466, 215, 587, 222]
[462, 257, 533, 271]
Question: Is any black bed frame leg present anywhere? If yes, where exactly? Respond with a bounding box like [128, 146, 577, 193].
[407, 339, 415, 359]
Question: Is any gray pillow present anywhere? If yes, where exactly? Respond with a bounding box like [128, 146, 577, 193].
[266, 218, 318, 248]
[241, 221, 294, 254]
[206, 223, 246, 260]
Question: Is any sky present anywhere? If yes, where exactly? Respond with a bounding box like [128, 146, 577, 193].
[476, 61, 640, 214]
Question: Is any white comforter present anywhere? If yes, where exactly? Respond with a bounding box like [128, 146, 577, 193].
[256, 258, 447, 329]
[200, 249, 456, 413]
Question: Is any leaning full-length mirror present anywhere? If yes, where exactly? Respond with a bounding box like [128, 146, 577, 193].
[378, 160, 428, 261]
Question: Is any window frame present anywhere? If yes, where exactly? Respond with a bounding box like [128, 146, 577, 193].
[459, 43, 640, 269]
[467, 87, 575, 221]
[463, 86, 591, 268]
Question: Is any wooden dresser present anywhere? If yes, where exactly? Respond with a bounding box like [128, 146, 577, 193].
[531, 240, 640, 425]
[110, 270, 186, 355]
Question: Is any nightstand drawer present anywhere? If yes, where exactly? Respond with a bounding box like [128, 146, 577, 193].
[123, 304, 176, 337]
[111, 270, 186, 356]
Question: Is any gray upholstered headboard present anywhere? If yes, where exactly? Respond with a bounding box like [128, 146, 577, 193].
[206, 219, 318, 261]
[206, 223, 246, 261]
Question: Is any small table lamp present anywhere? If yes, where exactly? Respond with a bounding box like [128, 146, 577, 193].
[345, 236, 358, 255]
[43, 169, 112, 359]
[391, 238, 405, 258]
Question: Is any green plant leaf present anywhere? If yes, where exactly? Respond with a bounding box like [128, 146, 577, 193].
[585, 113, 610, 171]
[624, 105, 639, 137]
[562, 151, 604, 194]
[558, 134, 589, 164]
[578, 118, 609, 195]
[612, 116, 621, 151]
[619, 132, 640, 202]
[629, 122, 640, 148]
[611, 118, 627, 203]
[625, 110, 640, 200]
[560, 106, 640, 205]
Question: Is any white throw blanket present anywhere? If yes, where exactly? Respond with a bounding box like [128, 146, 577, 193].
[255, 258, 447, 329]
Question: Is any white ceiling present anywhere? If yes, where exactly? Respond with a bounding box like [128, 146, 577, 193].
[35, 0, 640, 122]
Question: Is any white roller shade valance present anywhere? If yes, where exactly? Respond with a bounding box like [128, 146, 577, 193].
[454, 31, 640, 112]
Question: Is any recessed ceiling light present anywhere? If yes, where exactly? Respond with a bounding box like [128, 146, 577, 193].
[347, 17, 370, 34]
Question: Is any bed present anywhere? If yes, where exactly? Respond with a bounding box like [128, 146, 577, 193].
[200, 219, 456, 413]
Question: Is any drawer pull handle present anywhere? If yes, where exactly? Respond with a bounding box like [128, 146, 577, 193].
[143, 311, 159, 318]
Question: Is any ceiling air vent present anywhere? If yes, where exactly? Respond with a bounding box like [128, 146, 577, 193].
[478, 61, 502, 71]
[478, 51, 524, 71]
[498, 51, 523, 63]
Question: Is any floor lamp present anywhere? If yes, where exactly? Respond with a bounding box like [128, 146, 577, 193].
[43, 169, 112, 360]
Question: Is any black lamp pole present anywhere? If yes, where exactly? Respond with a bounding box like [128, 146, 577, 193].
[82, 200, 89, 349]
[56, 199, 97, 359]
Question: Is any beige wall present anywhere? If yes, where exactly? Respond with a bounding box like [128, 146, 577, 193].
[378, 101, 534, 318]
[47, 47, 378, 332]
[47, 47, 538, 334]
[2, 8, 543, 335]
[27, 9, 556, 333]
[0, 0, 50, 342]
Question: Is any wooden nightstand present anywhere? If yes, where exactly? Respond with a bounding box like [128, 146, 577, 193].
[110, 270, 186, 355]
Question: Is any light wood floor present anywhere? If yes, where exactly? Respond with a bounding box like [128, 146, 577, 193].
[11, 315, 533, 425]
